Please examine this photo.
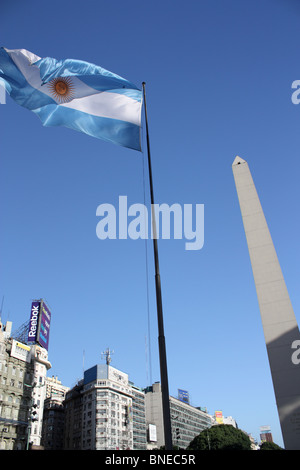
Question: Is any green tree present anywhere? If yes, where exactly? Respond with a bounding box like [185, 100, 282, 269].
[187, 424, 252, 450]
[260, 441, 283, 450]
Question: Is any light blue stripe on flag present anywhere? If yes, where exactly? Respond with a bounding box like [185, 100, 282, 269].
[0, 47, 142, 150]
[35, 56, 140, 91]
[34, 104, 141, 149]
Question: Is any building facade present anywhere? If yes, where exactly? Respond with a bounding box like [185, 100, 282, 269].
[130, 383, 147, 450]
[45, 375, 70, 400]
[64, 363, 147, 450]
[222, 415, 238, 427]
[41, 376, 69, 450]
[63, 381, 83, 450]
[145, 382, 213, 449]
[29, 345, 52, 448]
[42, 397, 65, 450]
[260, 425, 273, 444]
[0, 320, 51, 450]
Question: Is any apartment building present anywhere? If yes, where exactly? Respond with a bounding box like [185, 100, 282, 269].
[64, 363, 147, 450]
[0, 320, 51, 450]
[145, 382, 213, 449]
[42, 376, 70, 450]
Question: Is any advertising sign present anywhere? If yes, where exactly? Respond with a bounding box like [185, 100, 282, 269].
[27, 300, 51, 350]
[11, 340, 31, 363]
[27, 301, 41, 344]
[108, 366, 128, 385]
[178, 389, 190, 404]
[126, 404, 133, 423]
[215, 411, 223, 424]
[38, 301, 51, 350]
[149, 424, 157, 442]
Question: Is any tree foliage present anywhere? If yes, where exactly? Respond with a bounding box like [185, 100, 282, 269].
[187, 424, 252, 450]
[260, 441, 283, 450]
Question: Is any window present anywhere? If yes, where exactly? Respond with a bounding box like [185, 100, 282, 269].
[99, 417, 107, 423]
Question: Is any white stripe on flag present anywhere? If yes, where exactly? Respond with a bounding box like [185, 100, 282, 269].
[61, 92, 142, 126]
[6, 48, 141, 125]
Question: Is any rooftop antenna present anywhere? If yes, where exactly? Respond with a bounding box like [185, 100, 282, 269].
[101, 348, 114, 365]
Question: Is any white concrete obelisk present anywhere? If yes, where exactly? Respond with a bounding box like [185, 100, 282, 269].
[232, 156, 300, 450]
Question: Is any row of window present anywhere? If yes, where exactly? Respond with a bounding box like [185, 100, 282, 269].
[1, 377, 24, 388]
[0, 393, 30, 406]
[0, 363, 25, 376]
[0, 404, 26, 420]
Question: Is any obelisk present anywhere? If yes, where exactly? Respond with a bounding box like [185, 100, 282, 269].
[232, 156, 300, 449]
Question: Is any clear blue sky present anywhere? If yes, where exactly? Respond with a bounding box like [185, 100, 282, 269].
[1, 0, 300, 447]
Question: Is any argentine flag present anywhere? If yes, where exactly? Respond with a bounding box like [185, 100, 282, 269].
[0, 47, 142, 150]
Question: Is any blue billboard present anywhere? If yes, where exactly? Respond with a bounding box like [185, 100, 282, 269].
[38, 301, 51, 350]
[27, 299, 51, 351]
[178, 389, 190, 404]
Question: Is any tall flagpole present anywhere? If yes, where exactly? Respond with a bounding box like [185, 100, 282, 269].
[142, 82, 172, 450]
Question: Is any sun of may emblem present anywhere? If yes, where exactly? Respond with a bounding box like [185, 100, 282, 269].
[47, 77, 75, 103]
